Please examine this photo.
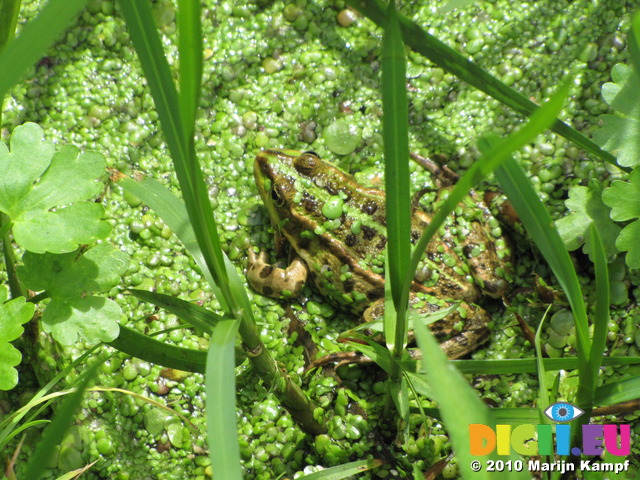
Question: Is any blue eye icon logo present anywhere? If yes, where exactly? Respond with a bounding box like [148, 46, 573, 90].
[544, 402, 585, 422]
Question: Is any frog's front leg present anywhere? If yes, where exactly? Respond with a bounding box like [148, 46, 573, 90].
[247, 249, 308, 299]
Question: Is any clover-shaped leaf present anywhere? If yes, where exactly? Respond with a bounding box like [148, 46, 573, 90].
[602, 167, 640, 269]
[0, 123, 111, 253]
[593, 64, 640, 168]
[17, 243, 128, 345]
[0, 285, 35, 390]
[556, 180, 620, 261]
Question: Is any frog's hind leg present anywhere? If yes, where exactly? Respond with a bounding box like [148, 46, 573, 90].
[247, 249, 308, 299]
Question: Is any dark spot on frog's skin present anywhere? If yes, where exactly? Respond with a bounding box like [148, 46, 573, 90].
[262, 286, 274, 296]
[366, 287, 383, 301]
[361, 201, 378, 215]
[326, 182, 339, 196]
[297, 237, 310, 250]
[344, 278, 355, 292]
[376, 236, 387, 250]
[302, 192, 317, 212]
[463, 244, 477, 258]
[361, 225, 376, 240]
[259, 265, 274, 278]
[345, 233, 358, 247]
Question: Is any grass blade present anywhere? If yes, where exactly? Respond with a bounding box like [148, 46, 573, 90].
[628, 10, 640, 77]
[345, 0, 620, 170]
[177, 0, 202, 140]
[298, 459, 383, 479]
[403, 78, 571, 309]
[451, 356, 640, 374]
[0, 0, 88, 103]
[129, 288, 226, 333]
[206, 318, 242, 480]
[21, 361, 100, 480]
[0, 0, 21, 49]
[412, 322, 529, 480]
[587, 224, 610, 376]
[113, 172, 226, 309]
[117, 0, 231, 305]
[108, 324, 209, 374]
[594, 376, 640, 405]
[493, 159, 590, 367]
[381, 0, 411, 313]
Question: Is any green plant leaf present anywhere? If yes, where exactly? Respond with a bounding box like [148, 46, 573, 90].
[206, 318, 242, 480]
[593, 63, 640, 168]
[629, 11, 640, 78]
[21, 361, 100, 480]
[494, 157, 590, 362]
[18, 243, 127, 344]
[345, 0, 619, 169]
[108, 324, 209, 374]
[0, 123, 110, 253]
[587, 224, 610, 382]
[0, 285, 35, 390]
[555, 180, 621, 261]
[298, 459, 383, 479]
[602, 167, 640, 268]
[412, 321, 529, 480]
[0, 0, 88, 104]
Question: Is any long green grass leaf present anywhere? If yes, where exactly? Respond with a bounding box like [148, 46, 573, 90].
[117, 0, 231, 306]
[114, 173, 227, 309]
[21, 361, 100, 480]
[451, 356, 640, 374]
[493, 159, 590, 367]
[413, 322, 529, 480]
[298, 459, 384, 479]
[587, 224, 610, 382]
[345, 0, 621, 170]
[206, 318, 242, 480]
[108, 324, 209, 374]
[381, 1, 410, 314]
[628, 10, 640, 77]
[0, 345, 99, 450]
[0, 0, 21, 53]
[129, 288, 226, 333]
[594, 376, 640, 405]
[0, 0, 87, 103]
[177, 0, 202, 140]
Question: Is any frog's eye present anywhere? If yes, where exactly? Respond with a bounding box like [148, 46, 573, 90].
[271, 186, 285, 207]
[294, 152, 319, 176]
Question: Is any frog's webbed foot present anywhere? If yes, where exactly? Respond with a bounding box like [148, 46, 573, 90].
[246, 249, 308, 299]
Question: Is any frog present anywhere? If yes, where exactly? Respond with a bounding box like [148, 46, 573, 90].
[246, 149, 513, 359]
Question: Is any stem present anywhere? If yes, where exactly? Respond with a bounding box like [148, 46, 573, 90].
[0, 213, 22, 299]
[237, 310, 327, 435]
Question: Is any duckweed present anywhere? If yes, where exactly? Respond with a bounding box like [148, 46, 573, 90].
[3, 0, 639, 478]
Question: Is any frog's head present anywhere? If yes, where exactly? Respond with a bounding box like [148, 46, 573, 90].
[254, 149, 324, 230]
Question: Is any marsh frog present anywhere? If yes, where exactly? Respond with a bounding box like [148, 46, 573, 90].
[247, 149, 512, 358]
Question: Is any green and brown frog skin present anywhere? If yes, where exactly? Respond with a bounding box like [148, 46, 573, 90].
[247, 149, 513, 359]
